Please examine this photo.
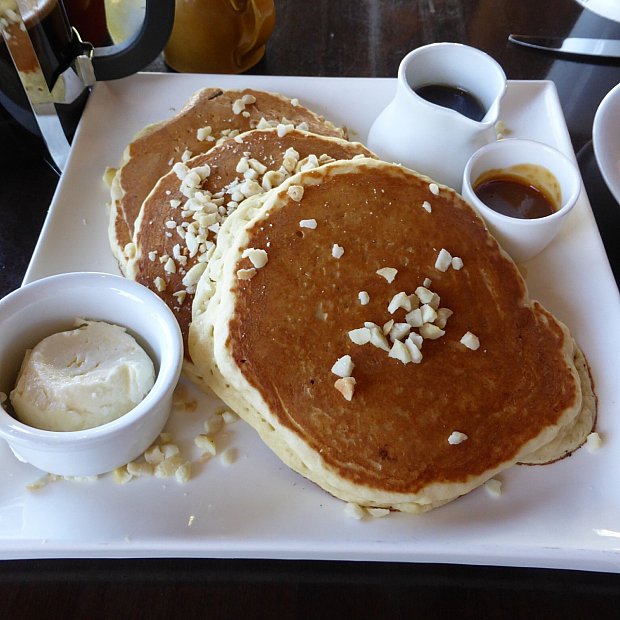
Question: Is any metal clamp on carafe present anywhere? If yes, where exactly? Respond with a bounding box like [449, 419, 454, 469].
[0, 0, 174, 172]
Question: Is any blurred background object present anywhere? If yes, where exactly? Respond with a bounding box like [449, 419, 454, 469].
[162, 0, 275, 74]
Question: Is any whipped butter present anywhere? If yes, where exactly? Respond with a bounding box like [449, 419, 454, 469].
[10, 320, 155, 431]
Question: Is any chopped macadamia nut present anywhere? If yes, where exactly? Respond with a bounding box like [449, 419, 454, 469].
[448, 431, 468, 445]
[335, 376, 356, 401]
[452, 256, 464, 270]
[332, 244, 345, 259]
[419, 323, 445, 340]
[344, 502, 366, 520]
[204, 416, 224, 435]
[242, 247, 269, 269]
[221, 410, 238, 424]
[277, 123, 294, 137]
[113, 467, 132, 484]
[358, 291, 370, 305]
[405, 307, 423, 328]
[460, 331, 480, 350]
[221, 447, 237, 465]
[388, 340, 412, 364]
[369, 326, 390, 352]
[422, 200, 432, 213]
[415, 286, 434, 304]
[404, 336, 423, 363]
[429, 182, 440, 195]
[382, 319, 395, 335]
[484, 478, 502, 497]
[237, 267, 257, 280]
[367, 507, 390, 518]
[389, 322, 412, 342]
[299, 218, 317, 229]
[172, 162, 190, 180]
[154, 455, 184, 478]
[196, 126, 212, 141]
[586, 432, 603, 453]
[435, 307, 454, 329]
[435, 248, 453, 272]
[348, 327, 372, 345]
[161, 443, 180, 459]
[331, 354, 355, 377]
[287, 185, 304, 201]
[195, 434, 217, 456]
[407, 331, 423, 349]
[423, 277, 432, 288]
[420, 303, 437, 324]
[175, 461, 192, 483]
[127, 461, 153, 477]
[388, 291, 412, 314]
[376, 267, 398, 283]
[144, 445, 165, 465]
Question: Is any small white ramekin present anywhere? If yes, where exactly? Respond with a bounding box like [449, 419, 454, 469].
[462, 138, 582, 263]
[0, 272, 183, 477]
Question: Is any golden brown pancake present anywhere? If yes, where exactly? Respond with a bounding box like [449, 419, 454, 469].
[108, 88, 347, 273]
[189, 158, 595, 513]
[127, 128, 375, 358]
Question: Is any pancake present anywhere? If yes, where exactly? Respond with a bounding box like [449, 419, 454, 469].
[189, 158, 595, 513]
[108, 88, 347, 273]
[127, 128, 375, 359]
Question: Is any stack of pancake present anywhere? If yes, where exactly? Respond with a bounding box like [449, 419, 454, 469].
[107, 87, 596, 513]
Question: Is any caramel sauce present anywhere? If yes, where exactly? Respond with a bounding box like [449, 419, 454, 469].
[473, 165, 560, 220]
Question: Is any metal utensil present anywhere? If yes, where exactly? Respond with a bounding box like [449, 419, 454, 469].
[509, 35, 620, 61]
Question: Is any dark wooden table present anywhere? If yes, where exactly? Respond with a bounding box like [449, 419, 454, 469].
[1, 1, 620, 617]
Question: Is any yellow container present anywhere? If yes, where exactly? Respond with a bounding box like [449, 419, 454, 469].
[163, 0, 276, 74]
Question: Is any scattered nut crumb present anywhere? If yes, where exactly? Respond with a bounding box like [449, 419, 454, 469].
[299, 218, 317, 229]
[429, 182, 439, 195]
[287, 185, 304, 201]
[367, 507, 390, 518]
[460, 331, 480, 350]
[127, 460, 153, 477]
[586, 432, 603, 453]
[344, 502, 366, 520]
[242, 247, 268, 269]
[113, 467, 132, 484]
[484, 478, 502, 497]
[358, 291, 370, 305]
[335, 376, 356, 401]
[435, 248, 453, 272]
[348, 327, 371, 345]
[237, 267, 257, 280]
[376, 267, 398, 283]
[448, 431, 468, 445]
[331, 354, 355, 377]
[175, 461, 192, 483]
[220, 447, 237, 465]
[332, 244, 344, 259]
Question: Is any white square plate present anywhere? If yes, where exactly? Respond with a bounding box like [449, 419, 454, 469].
[3, 74, 620, 571]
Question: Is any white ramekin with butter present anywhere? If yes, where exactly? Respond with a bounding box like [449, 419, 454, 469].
[0, 272, 183, 477]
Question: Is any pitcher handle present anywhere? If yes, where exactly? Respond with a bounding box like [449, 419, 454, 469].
[233, 0, 276, 70]
[91, 0, 175, 81]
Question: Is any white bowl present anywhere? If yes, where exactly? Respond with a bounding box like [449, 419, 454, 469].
[0, 272, 183, 477]
[462, 138, 582, 263]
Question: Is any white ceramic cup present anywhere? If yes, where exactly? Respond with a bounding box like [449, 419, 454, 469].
[0, 272, 183, 476]
[367, 42, 506, 189]
[462, 139, 582, 263]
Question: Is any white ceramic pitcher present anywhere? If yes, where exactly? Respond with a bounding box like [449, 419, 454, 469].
[367, 43, 507, 190]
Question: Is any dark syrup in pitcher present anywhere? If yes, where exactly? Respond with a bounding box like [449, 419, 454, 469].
[415, 84, 486, 121]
